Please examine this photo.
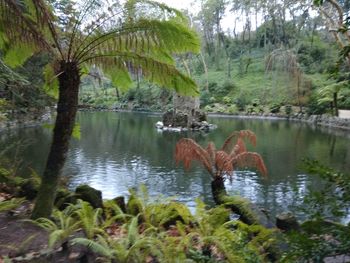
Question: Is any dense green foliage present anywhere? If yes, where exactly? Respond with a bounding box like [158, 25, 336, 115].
[30, 190, 279, 262]
[284, 160, 350, 261]
[77, 0, 350, 117]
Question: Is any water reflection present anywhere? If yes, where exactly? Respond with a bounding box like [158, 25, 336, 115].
[0, 112, 349, 218]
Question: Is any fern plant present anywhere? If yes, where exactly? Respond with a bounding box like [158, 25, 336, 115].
[32, 204, 80, 248]
[68, 191, 273, 262]
[0, 198, 25, 212]
[175, 130, 267, 203]
[0, 0, 200, 219]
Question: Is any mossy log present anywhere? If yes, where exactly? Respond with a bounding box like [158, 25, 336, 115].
[211, 177, 274, 228]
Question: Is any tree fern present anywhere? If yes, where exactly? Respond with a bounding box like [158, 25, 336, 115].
[0, 0, 200, 219]
[175, 130, 267, 180]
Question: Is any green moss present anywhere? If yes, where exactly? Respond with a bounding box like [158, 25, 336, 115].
[207, 205, 230, 228]
[221, 195, 260, 225]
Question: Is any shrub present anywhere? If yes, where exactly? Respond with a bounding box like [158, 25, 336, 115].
[223, 96, 232, 105]
[227, 105, 238, 114]
[235, 98, 248, 111]
[269, 103, 281, 113]
[285, 105, 292, 116]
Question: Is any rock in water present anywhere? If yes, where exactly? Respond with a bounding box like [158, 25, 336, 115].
[276, 212, 300, 232]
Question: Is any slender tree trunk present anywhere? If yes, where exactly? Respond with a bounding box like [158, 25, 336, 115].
[31, 61, 80, 219]
[199, 52, 209, 91]
[333, 92, 339, 117]
[211, 176, 227, 205]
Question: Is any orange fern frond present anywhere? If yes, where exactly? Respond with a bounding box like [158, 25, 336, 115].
[215, 151, 233, 175]
[232, 152, 268, 177]
[175, 138, 213, 176]
[221, 130, 256, 153]
[206, 142, 216, 164]
[230, 138, 247, 158]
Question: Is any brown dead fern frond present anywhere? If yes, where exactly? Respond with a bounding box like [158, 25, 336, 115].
[221, 130, 256, 154]
[175, 138, 213, 176]
[232, 152, 268, 177]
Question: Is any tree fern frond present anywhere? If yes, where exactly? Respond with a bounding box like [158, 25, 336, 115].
[221, 130, 256, 153]
[0, 0, 54, 55]
[175, 138, 213, 176]
[215, 151, 233, 176]
[125, 0, 188, 24]
[76, 19, 199, 63]
[206, 142, 216, 164]
[230, 138, 247, 158]
[232, 152, 268, 177]
[85, 52, 198, 95]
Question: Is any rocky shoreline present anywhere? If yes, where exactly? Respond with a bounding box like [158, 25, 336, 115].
[0, 107, 53, 132]
[208, 112, 350, 130]
[1, 106, 350, 132]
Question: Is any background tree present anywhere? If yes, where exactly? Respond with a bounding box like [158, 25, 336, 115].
[0, 0, 200, 218]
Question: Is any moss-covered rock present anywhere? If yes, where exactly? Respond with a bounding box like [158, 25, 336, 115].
[75, 185, 103, 209]
[276, 212, 300, 232]
[221, 195, 274, 228]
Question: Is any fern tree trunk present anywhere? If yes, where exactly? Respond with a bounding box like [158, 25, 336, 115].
[211, 176, 227, 205]
[31, 61, 80, 219]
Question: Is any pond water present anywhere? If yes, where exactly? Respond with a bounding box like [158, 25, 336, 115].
[1, 111, 350, 218]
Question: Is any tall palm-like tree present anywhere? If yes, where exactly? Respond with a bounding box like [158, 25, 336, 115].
[0, 0, 200, 218]
[175, 130, 267, 204]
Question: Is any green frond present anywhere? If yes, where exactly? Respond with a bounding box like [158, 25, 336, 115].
[43, 63, 59, 98]
[126, 216, 140, 245]
[71, 236, 113, 258]
[104, 64, 133, 92]
[48, 229, 66, 248]
[0, 198, 25, 212]
[3, 43, 35, 68]
[78, 19, 199, 61]
[125, 0, 188, 24]
[75, 200, 104, 239]
[0, 0, 54, 54]
[87, 52, 198, 96]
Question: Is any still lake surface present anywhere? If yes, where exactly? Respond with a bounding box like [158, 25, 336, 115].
[1, 111, 350, 217]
